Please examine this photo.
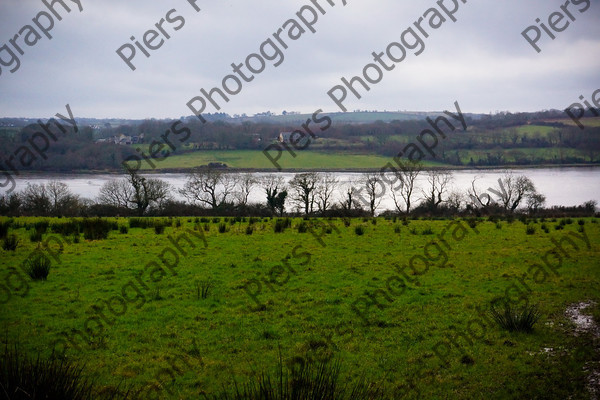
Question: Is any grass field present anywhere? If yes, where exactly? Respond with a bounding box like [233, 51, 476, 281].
[1, 217, 599, 398]
[133, 148, 592, 171]
[136, 150, 398, 170]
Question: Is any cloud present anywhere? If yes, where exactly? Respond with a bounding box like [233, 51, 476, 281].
[0, 0, 598, 118]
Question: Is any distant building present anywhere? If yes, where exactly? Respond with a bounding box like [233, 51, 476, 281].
[94, 133, 145, 145]
[278, 132, 293, 143]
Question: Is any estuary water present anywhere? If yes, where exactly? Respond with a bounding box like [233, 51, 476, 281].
[5, 167, 600, 211]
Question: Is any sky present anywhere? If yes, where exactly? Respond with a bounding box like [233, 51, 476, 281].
[0, 0, 599, 119]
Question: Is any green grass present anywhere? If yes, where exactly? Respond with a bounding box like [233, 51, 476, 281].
[1, 217, 599, 398]
[138, 150, 398, 170]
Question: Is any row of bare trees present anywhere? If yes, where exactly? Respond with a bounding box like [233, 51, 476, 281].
[0, 166, 550, 217]
[172, 164, 547, 217]
[352, 160, 546, 216]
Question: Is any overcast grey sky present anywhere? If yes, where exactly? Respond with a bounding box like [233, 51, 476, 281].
[0, 0, 599, 119]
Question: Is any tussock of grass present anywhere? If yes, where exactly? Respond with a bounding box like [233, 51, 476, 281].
[489, 302, 540, 332]
[2, 234, 19, 251]
[209, 357, 386, 400]
[25, 252, 51, 280]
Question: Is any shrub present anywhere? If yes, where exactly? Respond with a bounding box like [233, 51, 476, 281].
[25, 253, 51, 280]
[489, 302, 540, 332]
[129, 217, 153, 229]
[354, 226, 365, 236]
[2, 234, 19, 251]
[218, 223, 228, 233]
[33, 220, 49, 234]
[526, 225, 536, 235]
[297, 221, 309, 233]
[0, 221, 10, 239]
[274, 219, 291, 233]
[154, 224, 166, 234]
[246, 225, 254, 235]
[82, 218, 111, 241]
[119, 225, 128, 234]
[29, 230, 43, 243]
[51, 220, 80, 236]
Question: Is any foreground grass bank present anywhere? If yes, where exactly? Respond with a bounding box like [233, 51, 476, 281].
[1, 216, 599, 399]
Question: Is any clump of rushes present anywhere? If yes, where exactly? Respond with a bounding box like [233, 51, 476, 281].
[2, 234, 19, 251]
[297, 221, 309, 233]
[154, 223, 166, 234]
[489, 302, 540, 332]
[354, 226, 365, 236]
[246, 225, 254, 235]
[25, 252, 51, 280]
[209, 356, 387, 400]
[218, 223, 228, 233]
[526, 225, 536, 235]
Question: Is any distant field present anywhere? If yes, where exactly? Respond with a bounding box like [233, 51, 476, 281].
[515, 125, 557, 135]
[133, 147, 594, 171]
[138, 150, 402, 170]
[545, 117, 600, 128]
[1, 217, 598, 398]
[455, 147, 591, 164]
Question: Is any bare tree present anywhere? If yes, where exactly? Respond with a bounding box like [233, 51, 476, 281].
[315, 173, 338, 213]
[127, 170, 171, 215]
[467, 177, 495, 210]
[527, 193, 546, 214]
[289, 172, 318, 215]
[234, 174, 258, 207]
[389, 159, 422, 214]
[339, 180, 361, 212]
[356, 172, 385, 216]
[21, 183, 51, 216]
[261, 176, 287, 216]
[98, 180, 132, 209]
[99, 171, 171, 215]
[46, 181, 80, 216]
[491, 172, 540, 213]
[446, 190, 464, 213]
[180, 168, 236, 210]
[421, 170, 453, 211]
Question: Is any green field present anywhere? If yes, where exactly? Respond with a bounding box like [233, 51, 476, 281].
[1, 217, 599, 398]
[137, 150, 398, 170]
[133, 148, 592, 171]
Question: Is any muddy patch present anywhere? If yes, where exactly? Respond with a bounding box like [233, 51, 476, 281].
[565, 301, 599, 399]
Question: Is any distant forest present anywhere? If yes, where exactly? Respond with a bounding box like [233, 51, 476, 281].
[1, 109, 599, 172]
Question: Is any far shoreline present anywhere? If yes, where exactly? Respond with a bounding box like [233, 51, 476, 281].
[5, 163, 600, 177]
